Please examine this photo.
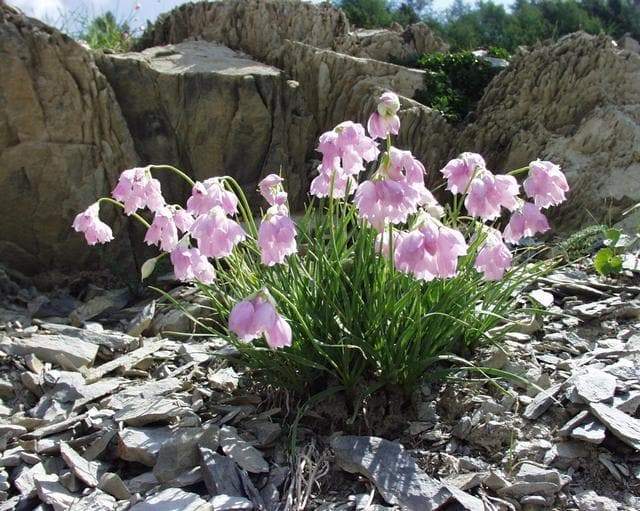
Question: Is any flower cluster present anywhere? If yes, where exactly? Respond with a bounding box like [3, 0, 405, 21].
[73, 90, 569, 354]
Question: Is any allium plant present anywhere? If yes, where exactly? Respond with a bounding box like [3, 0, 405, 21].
[73, 92, 569, 398]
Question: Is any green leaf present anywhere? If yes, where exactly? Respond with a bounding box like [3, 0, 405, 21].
[594, 247, 623, 275]
[604, 228, 621, 246]
[140, 255, 160, 281]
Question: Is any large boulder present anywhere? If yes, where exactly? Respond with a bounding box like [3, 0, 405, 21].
[459, 33, 640, 231]
[97, 41, 315, 208]
[0, 6, 138, 274]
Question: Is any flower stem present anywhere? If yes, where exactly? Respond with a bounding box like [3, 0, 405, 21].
[222, 176, 258, 237]
[98, 197, 151, 228]
[507, 166, 529, 177]
[148, 164, 196, 187]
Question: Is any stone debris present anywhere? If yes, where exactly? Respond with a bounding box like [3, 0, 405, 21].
[129, 487, 211, 510]
[589, 402, 640, 450]
[219, 426, 269, 474]
[59, 442, 100, 487]
[573, 369, 617, 403]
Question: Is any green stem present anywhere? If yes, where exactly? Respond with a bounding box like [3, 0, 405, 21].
[98, 197, 150, 228]
[222, 176, 258, 237]
[148, 164, 196, 187]
[507, 166, 529, 177]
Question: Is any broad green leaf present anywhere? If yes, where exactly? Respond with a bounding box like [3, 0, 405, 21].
[594, 247, 623, 275]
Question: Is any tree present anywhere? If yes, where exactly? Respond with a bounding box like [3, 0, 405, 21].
[338, 0, 394, 28]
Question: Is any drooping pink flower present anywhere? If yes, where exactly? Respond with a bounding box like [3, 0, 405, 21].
[316, 121, 379, 177]
[465, 171, 519, 221]
[144, 207, 179, 252]
[440, 152, 486, 195]
[503, 202, 551, 244]
[523, 160, 569, 208]
[112, 167, 165, 215]
[309, 165, 356, 198]
[228, 291, 292, 349]
[394, 218, 468, 281]
[172, 208, 195, 232]
[72, 203, 114, 245]
[186, 178, 238, 216]
[170, 246, 216, 283]
[367, 92, 401, 140]
[474, 229, 513, 280]
[258, 174, 287, 206]
[258, 208, 297, 266]
[354, 147, 428, 231]
[190, 206, 246, 258]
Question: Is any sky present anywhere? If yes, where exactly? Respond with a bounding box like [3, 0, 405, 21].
[8, 0, 512, 33]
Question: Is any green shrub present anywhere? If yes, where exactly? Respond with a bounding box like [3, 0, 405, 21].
[414, 51, 502, 121]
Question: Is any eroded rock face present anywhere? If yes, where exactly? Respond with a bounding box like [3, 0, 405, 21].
[97, 41, 314, 208]
[459, 33, 640, 231]
[0, 6, 138, 274]
[135, 0, 350, 63]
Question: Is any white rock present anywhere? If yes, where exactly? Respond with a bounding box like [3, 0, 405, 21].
[129, 487, 211, 510]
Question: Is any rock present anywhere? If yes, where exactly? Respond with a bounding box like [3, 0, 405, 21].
[460, 33, 640, 232]
[69, 288, 130, 326]
[574, 489, 621, 511]
[130, 487, 211, 511]
[0, 334, 98, 370]
[614, 391, 640, 414]
[219, 426, 269, 474]
[40, 322, 138, 353]
[14, 462, 46, 496]
[153, 424, 219, 483]
[209, 495, 254, 510]
[68, 490, 117, 510]
[127, 301, 156, 337]
[98, 40, 314, 210]
[117, 427, 172, 466]
[571, 420, 606, 444]
[590, 402, 640, 450]
[113, 396, 188, 426]
[573, 369, 616, 403]
[208, 367, 240, 392]
[331, 435, 483, 511]
[59, 442, 99, 487]
[0, 5, 138, 274]
[34, 473, 77, 510]
[523, 384, 562, 420]
[98, 472, 130, 500]
[83, 338, 165, 383]
[200, 448, 245, 497]
[529, 289, 555, 308]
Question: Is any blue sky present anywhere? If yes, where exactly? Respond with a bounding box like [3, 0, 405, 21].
[9, 0, 512, 33]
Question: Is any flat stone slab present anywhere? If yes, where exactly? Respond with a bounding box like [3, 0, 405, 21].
[0, 334, 98, 370]
[573, 369, 616, 403]
[331, 435, 483, 511]
[590, 402, 640, 450]
[219, 426, 269, 474]
[130, 488, 211, 510]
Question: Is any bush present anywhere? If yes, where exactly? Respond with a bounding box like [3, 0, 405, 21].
[414, 51, 502, 121]
[72, 93, 569, 403]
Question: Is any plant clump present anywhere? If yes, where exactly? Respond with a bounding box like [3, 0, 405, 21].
[72, 92, 570, 402]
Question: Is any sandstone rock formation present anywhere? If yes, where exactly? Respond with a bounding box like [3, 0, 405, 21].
[0, 5, 138, 274]
[97, 41, 314, 209]
[459, 33, 640, 231]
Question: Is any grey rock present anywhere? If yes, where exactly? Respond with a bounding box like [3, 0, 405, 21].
[130, 488, 211, 510]
[34, 474, 77, 511]
[219, 426, 269, 474]
[573, 370, 616, 403]
[98, 472, 130, 500]
[571, 420, 606, 444]
[208, 366, 240, 391]
[68, 490, 117, 511]
[59, 442, 100, 487]
[117, 427, 172, 466]
[39, 322, 138, 353]
[127, 301, 156, 337]
[209, 495, 254, 511]
[331, 435, 483, 511]
[14, 462, 46, 496]
[113, 396, 188, 426]
[574, 489, 621, 510]
[0, 334, 98, 370]
[69, 288, 130, 326]
[200, 448, 245, 498]
[523, 384, 562, 420]
[83, 338, 165, 383]
[590, 402, 640, 450]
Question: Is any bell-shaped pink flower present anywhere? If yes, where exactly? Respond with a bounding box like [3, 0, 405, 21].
[440, 152, 486, 195]
[465, 171, 519, 221]
[187, 178, 238, 216]
[170, 246, 216, 283]
[72, 203, 114, 245]
[144, 207, 179, 252]
[112, 167, 165, 215]
[309, 165, 356, 199]
[316, 121, 379, 177]
[228, 291, 292, 349]
[173, 208, 195, 232]
[394, 217, 467, 281]
[367, 92, 401, 140]
[523, 160, 569, 208]
[474, 229, 513, 280]
[190, 206, 246, 258]
[503, 202, 550, 244]
[258, 207, 297, 266]
[258, 174, 287, 206]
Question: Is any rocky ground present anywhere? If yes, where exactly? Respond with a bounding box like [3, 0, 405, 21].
[0, 251, 640, 510]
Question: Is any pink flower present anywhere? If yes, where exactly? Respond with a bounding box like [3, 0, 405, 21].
[474, 229, 513, 280]
[258, 174, 287, 206]
[258, 208, 297, 266]
[172, 208, 194, 232]
[440, 153, 486, 195]
[316, 121, 379, 177]
[394, 218, 467, 281]
[354, 148, 427, 231]
[190, 206, 246, 258]
[186, 178, 238, 216]
[228, 292, 292, 349]
[503, 202, 550, 244]
[170, 246, 216, 283]
[465, 171, 519, 221]
[367, 92, 401, 140]
[144, 207, 179, 252]
[523, 160, 569, 208]
[310, 165, 356, 198]
[112, 167, 165, 215]
[72, 203, 113, 245]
